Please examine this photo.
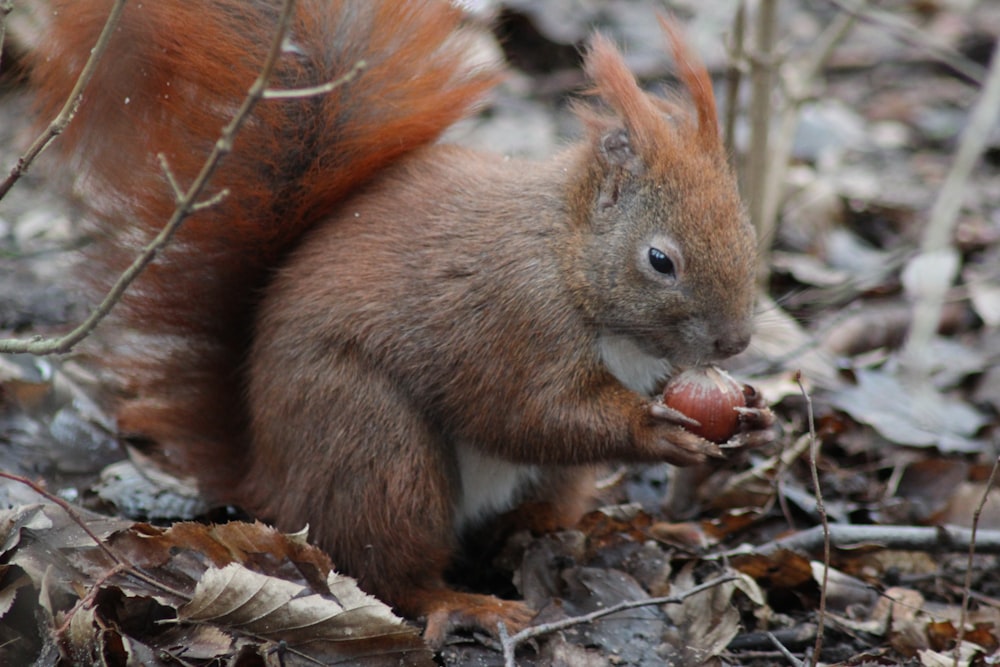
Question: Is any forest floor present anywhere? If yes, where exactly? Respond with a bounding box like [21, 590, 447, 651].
[0, 1, 999, 665]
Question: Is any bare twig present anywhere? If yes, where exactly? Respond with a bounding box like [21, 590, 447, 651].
[0, 471, 189, 600]
[724, 429, 811, 491]
[501, 574, 738, 663]
[797, 372, 829, 662]
[157, 153, 185, 201]
[0, 1, 14, 73]
[498, 621, 515, 667]
[0, 472, 123, 568]
[727, 524, 1000, 557]
[1, 0, 280, 356]
[723, 1, 747, 158]
[745, 0, 777, 263]
[263, 59, 367, 99]
[954, 456, 1000, 667]
[767, 631, 806, 667]
[759, 9, 856, 243]
[742, 0, 857, 286]
[0, 0, 128, 200]
[825, 0, 986, 85]
[900, 33, 1000, 381]
[0, 0, 353, 357]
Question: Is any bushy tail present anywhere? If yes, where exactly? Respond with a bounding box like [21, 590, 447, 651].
[28, 0, 498, 492]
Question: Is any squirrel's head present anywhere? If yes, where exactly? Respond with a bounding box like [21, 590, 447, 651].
[569, 18, 757, 368]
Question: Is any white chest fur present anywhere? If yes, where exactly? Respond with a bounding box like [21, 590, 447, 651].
[454, 444, 540, 530]
[598, 334, 674, 395]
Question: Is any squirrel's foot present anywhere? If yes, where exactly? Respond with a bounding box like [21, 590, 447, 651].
[417, 590, 536, 648]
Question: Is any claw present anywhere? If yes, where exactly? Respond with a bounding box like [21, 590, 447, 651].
[741, 383, 768, 410]
[722, 404, 777, 450]
[734, 404, 775, 429]
[717, 439, 745, 450]
[671, 423, 724, 459]
[649, 401, 701, 428]
[699, 438, 725, 458]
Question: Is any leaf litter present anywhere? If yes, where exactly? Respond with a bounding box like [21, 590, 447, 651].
[2, 0, 1000, 665]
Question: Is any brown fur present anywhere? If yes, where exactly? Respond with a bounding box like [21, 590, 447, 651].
[29, 0, 760, 640]
[30, 0, 497, 490]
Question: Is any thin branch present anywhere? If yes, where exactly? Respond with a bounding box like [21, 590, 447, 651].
[767, 631, 806, 667]
[954, 456, 1000, 667]
[798, 371, 829, 663]
[190, 188, 231, 213]
[746, 0, 777, 268]
[263, 59, 367, 99]
[0, 1, 14, 73]
[724, 429, 811, 490]
[728, 524, 1000, 558]
[825, 0, 986, 85]
[0, 473, 123, 569]
[501, 574, 737, 663]
[0, 0, 306, 357]
[759, 9, 856, 242]
[723, 1, 747, 158]
[0, 0, 128, 200]
[499, 622, 515, 667]
[158, 153, 185, 201]
[0, 471, 190, 600]
[0, 0, 365, 357]
[731, 0, 858, 288]
[900, 33, 1000, 381]
[55, 563, 128, 636]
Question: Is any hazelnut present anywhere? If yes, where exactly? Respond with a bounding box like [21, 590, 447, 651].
[662, 366, 746, 443]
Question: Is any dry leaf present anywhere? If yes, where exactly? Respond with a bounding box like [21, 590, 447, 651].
[180, 562, 412, 644]
[662, 565, 764, 665]
[810, 562, 879, 612]
[918, 642, 985, 667]
[828, 368, 988, 452]
[0, 503, 433, 666]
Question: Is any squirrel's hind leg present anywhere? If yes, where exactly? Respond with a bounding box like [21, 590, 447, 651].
[244, 345, 534, 642]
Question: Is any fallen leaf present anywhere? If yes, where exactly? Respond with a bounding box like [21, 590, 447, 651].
[828, 368, 988, 452]
[810, 562, 879, 613]
[0, 503, 434, 666]
[662, 565, 764, 665]
[180, 562, 414, 646]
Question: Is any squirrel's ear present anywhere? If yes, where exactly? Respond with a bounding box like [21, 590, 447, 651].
[582, 19, 724, 165]
[584, 34, 665, 165]
[599, 128, 643, 174]
[595, 128, 643, 210]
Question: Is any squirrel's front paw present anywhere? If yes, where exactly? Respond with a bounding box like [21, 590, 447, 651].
[656, 371, 777, 452]
[636, 402, 723, 466]
[723, 383, 777, 449]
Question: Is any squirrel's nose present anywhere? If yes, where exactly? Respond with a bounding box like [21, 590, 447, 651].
[714, 331, 751, 357]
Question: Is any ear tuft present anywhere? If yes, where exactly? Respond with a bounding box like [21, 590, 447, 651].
[583, 34, 667, 163]
[658, 16, 722, 151]
[579, 19, 724, 165]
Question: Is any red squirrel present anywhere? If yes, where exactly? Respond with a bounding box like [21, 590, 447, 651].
[29, 0, 771, 642]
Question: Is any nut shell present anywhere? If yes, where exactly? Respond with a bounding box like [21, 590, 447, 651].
[662, 366, 746, 443]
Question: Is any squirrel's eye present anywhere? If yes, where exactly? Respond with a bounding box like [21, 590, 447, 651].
[648, 247, 676, 276]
